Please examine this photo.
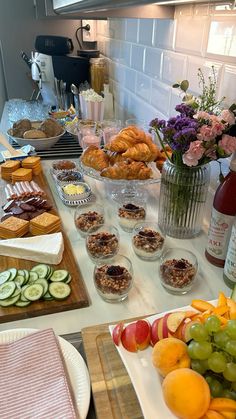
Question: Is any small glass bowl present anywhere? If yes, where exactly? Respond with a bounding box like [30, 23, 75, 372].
[132, 222, 165, 261]
[74, 203, 105, 238]
[159, 248, 198, 295]
[55, 170, 83, 185]
[86, 224, 120, 263]
[117, 200, 146, 233]
[93, 254, 133, 303]
[52, 160, 77, 174]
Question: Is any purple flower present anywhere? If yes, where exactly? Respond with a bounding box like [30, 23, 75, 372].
[149, 118, 166, 129]
[175, 103, 195, 117]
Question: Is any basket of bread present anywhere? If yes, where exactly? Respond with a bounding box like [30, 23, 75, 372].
[80, 125, 172, 180]
[7, 118, 65, 151]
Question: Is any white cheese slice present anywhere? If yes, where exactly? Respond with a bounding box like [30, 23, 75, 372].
[0, 232, 64, 265]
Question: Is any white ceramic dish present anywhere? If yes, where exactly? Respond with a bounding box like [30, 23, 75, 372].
[7, 123, 65, 151]
[109, 300, 217, 419]
[0, 328, 91, 419]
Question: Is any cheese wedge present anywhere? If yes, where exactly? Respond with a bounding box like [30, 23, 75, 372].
[0, 232, 64, 265]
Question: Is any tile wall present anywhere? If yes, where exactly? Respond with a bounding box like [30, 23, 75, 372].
[96, 4, 236, 123]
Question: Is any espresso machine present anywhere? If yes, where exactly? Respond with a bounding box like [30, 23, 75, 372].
[31, 35, 91, 108]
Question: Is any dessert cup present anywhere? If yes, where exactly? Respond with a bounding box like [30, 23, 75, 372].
[86, 224, 119, 262]
[132, 222, 165, 261]
[74, 203, 105, 238]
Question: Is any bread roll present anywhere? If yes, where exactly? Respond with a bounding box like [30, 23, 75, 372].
[23, 129, 47, 139]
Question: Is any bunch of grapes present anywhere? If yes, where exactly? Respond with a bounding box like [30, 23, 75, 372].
[188, 316, 236, 399]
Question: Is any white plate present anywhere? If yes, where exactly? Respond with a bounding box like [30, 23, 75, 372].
[109, 301, 217, 419]
[0, 328, 91, 419]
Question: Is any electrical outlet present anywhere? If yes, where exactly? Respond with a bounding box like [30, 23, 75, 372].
[82, 20, 97, 42]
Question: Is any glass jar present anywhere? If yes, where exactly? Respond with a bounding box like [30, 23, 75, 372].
[159, 248, 198, 295]
[117, 199, 147, 233]
[86, 224, 119, 262]
[90, 58, 108, 94]
[74, 203, 105, 238]
[132, 222, 165, 261]
[94, 254, 133, 302]
[158, 160, 210, 239]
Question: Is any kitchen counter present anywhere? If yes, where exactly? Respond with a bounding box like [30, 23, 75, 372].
[0, 156, 229, 335]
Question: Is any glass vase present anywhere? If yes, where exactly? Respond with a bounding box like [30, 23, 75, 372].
[158, 160, 210, 239]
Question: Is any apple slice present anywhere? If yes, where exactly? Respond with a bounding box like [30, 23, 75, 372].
[121, 323, 137, 352]
[135, 319, 151, 350]
[112, 321, 125, 346]
[166, 312, 186, 333]
[181, 320, 199, 343]
[151, 317, 163, 346]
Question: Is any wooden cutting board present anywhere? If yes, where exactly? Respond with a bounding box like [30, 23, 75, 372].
[0, 170, 90, 323]
[82, 322, 144, 419]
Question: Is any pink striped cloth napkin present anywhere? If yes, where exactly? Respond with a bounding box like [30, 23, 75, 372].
[0, 328, 79, 419]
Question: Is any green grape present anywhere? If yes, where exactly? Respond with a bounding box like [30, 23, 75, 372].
[222, 389, 236, 400]
[189, 323, 209, 342]
[214, 330, 230, 348]
[209, 379, 223, 398]
[226, 320, 236, 339]
[208, 351, 227, 373]
[188, 341, 199, 359]
[205, 315, 221, 333]
[193, 341, 212, 360]
[191, 359, 208, 375]
[205, 375, 213, 385]
[225, 340, 236, 356]
[223, 363, 236, 382]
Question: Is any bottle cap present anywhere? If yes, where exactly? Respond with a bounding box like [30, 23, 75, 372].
[230, 152, 236, 172]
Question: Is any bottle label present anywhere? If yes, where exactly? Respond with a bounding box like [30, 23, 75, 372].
[206, 208, 235, 260]
[224, 224, 236, 283]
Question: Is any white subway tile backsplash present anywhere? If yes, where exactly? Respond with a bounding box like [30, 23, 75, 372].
[151, 80, 170, 116]
[138, 19, 154, 46]
[131, 44, 145, 72]
[124, 68, 137, 92]
[97, 10, 235, 121]
[175, 16, 209, 56]
[162, 51, 187, 85]
[125, 19, 138, 43]
[153, 19, 175, 50]
[144, 48, 162, 80]
[136, 73, 151, 102]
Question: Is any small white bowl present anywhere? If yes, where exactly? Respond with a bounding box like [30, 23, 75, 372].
[7, 122, 65, 151]
[60, 181, 91, 201]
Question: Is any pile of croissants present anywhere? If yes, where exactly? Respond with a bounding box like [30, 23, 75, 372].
[81, 125, 172, 180]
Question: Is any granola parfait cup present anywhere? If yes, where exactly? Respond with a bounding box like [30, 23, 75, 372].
[93, 254, 133, 302]
[74, 203, 105, 238]
[86, 224, 120, 263]
[132, 222, 165, 261]
[159, 248, 198, 295]
[117, 199, 146, 233]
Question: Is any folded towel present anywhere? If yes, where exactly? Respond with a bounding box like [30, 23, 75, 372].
[0, 328, 78, 419]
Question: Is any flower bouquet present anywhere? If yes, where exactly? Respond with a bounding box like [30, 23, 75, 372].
[149, 67, 236, 239]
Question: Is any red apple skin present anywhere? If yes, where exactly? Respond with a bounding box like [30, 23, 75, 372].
[135, 319, 151, 350]
[121, 323, 137, 352]
[162, 314, 171, 339]
[151, 317, 164, 346]
[112, 322, 125, 346]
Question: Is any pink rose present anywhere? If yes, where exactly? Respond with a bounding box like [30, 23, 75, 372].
[194, 111, 210, 120]
[219, 134, 236, 155]
[220, 109, 235, 126]
[211, 121, 224, 136]
[183, 140, 205, 166]
[197, 125, 215, 141]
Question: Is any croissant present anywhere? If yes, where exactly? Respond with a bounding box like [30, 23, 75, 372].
[105, 125, 147, 152]
[81, 145, 109, 171]
[142, 134, 161, 161]
[100, 160, 152, 180]
[107, 151, 128, 165]
[122, 143, 153, 162]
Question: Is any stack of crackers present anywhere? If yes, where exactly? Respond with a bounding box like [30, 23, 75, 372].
[12, 168, 33, 183]
[0, 216, 29, 238]
[0, 160, 21, 181]
[30, 212, 61, 236]
[21, 156, 42, 176]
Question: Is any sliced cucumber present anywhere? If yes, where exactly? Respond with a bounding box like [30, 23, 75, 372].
[35, 278, 48, 296]
[31, 264, 50, 279]
[50, 270, 69, 282]
[49, 282, 71, 300]
[8, 268, 18, 281]
[28, 271, 39, 284]
[0, 271, 11, 285]
[0, 282, 16, 300]
[64, 274, 72, 284]
[43, 291, 55, 301]
[23, 284, 44, 301]
[20, 285, 30, 302]
[15, 300, 31, 307]
[46, 266, 54, 280]
[23, 270, 30, 284]
[0, 294, 20, 307]
[14, 275, 25, 287]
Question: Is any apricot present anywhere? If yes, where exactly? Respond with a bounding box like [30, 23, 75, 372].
[152, 337, 190, 377]
[162, 368, 211, 419]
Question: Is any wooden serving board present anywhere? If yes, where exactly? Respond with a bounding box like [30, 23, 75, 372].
[0, 171, 90, 323]
[82, 322, 144, 419]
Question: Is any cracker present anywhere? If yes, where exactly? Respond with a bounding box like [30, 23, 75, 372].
[0, 216, 29, 238]
[30, 212, 60, 228]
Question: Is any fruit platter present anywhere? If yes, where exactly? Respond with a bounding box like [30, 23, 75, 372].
[109, 293, 236, 419]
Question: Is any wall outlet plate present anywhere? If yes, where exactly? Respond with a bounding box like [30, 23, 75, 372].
[82, 20, 97, 42]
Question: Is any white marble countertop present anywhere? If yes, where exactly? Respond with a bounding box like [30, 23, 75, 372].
[0, 157, 229, 335]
